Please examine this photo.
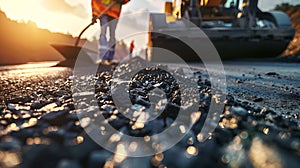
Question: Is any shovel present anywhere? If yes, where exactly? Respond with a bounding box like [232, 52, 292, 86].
[51, 2, 117, 67]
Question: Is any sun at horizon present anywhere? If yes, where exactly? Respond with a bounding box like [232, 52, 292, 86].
[0, 0, 95, 38]
[0, 0, 155, 47]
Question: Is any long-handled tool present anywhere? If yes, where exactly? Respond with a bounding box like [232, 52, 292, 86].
[51, 1, 117, 67]
[74, 1, 117, 47]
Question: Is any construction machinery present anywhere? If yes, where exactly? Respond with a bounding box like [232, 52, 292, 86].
[52, 0, 295, 66]
[148, 0, 295, 62]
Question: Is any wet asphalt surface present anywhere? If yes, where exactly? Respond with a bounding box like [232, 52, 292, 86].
[0, 58, 299, 168]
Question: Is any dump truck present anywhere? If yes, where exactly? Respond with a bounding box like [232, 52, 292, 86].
[148, 0, 295, 62]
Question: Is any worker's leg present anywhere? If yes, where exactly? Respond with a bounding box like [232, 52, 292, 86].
[107, 16, 118, 61]
[99, 15, 109, 60]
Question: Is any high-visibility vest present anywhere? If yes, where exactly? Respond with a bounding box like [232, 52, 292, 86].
[92, 0, 130, 19]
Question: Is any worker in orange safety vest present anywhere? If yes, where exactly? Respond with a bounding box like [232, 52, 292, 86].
[92, 0, 130, 61]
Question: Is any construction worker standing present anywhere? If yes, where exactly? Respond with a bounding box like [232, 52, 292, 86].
[92, 0, 130, 61]
[129, 40, 135, 58]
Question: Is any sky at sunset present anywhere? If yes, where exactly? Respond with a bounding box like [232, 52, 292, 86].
[0, 0, 299, 47]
